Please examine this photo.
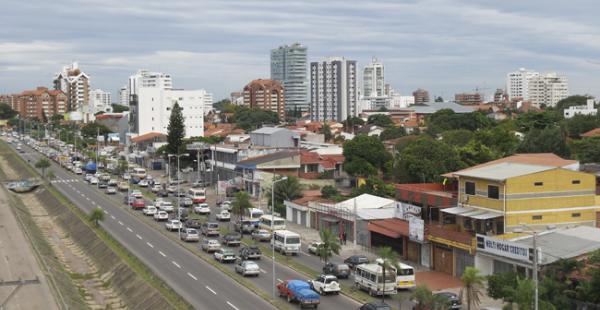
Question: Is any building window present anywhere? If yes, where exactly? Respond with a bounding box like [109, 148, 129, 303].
[534, 182, 543, 186]
[572, 180, 581, 184]
[572, 213, 581, 218]
[488, 185, 499, 199]
[532, 215, 543, 220]
[465, 182, 475, 195]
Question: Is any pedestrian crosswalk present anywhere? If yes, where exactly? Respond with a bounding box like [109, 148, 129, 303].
[51, 179, 80, 184]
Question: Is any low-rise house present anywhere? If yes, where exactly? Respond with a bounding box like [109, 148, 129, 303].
[131, 132, 167, 151]
[564, 99, 597, 118]
[250, 127, 299, 148]
[581, 128, 600, 138]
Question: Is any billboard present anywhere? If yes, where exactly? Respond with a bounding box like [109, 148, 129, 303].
[476, 234, 538, 263]
[409, 218, 425, 243]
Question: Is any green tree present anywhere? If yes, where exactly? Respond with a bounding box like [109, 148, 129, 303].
[111, 104, 130, 113]
[35, 158, 51, 177]
[320, 185, 338, 198]
[88, 207, 105, 227]
[564, 114, 600, 138]
[412, 285, 450, 310]
[487, 272, 517, 300]
[232, 191, 253, 220]
[316, 228, 341, 265]
[352, 176, 395, 198]
[321, 123, 333, 142]
[231, 106, 279, 131]
[376, 246, 399, 303]
[517, 126, 570, 158]
[456, 140, 498, 167]
[166, 102, 186, 155]
[474, 127, 519, 156]
[50, 114, 63, 126]
[515, 111, 560, 132]
[502, 277, 556, 310]
[81, 122, 112, 139]
[460, 267, 485, 310]
[434, 96, 444, 102]
[343, 116, 365, 133]
[343, 135, 391, 177]
[394, 137, 466, 183]
[379, 126, 406, 141]
[213, 99, 231, 111]
[367, 114, 394, 128]
[273, 176, 302, 205]
[427, 109, 492, 136]
[0, 103, 17, 119]
[555, 95, 592, 115]
[46, 170, 56, 180]
[441, 129, 475, 147]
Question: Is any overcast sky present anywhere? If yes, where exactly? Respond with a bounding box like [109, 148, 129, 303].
[1, 0, 599, 101]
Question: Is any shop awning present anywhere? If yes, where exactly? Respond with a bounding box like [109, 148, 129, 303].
[368, 223, 401, 238]
[461, 209, 488, 217]
[321, 216, 340, 223]
[441, 206, 473, 215]
[471, 211, 503, 220]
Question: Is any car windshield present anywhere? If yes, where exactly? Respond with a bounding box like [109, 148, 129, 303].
[324, 278, 336, 284]
[187, 229, 198, 234]
[337, 265, 350, 271]
[397, 268, 414, 276]
[208, 223, 218, 229]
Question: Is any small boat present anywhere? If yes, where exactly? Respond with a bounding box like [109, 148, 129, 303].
[6, 179, 42, 193]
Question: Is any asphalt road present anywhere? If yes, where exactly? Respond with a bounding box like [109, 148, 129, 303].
[11, 140, 365, 310]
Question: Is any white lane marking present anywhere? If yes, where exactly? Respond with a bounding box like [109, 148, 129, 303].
[206, 286, 217, 295]
[103, 210, 108, 214]
[227, 301, 239, 310]
[91, 201, 96, 205]
[277, 278, 283, 283]
[118, 221, 123, 226]
[136, 234, 142, 240]
[159, 251, 166, 257]
[260, 269, 267, 274]
[172, 261, 181, 268]
[85, 197, 90, 201]
[111, 215, 116, 220]
[146, 242, 154, 248]
[126, 227, 133, 232]
[187, 273, 197, 280]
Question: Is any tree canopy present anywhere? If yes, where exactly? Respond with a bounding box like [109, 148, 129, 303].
[517, 126, 570, 158]
[231, 106, 279, 131]
[81, 122, 112, 139]
[555, 95, 592, 114]
[367, 114, 394, 128]
[426, 109, 493, 136]
[343, 116, 365, 132]
[343, 135, 391, 177]
[379, 126, 406, 141]
[111, 104, 129, 113]
[166, 102, 186, 155]
[0, 103, 17, 119]
[571, 137, 600, 163]
[213, 99, 231, 111]
[564, 114, 600, 138]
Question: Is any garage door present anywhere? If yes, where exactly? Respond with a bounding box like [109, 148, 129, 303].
[407, 241, 420, 263]
[432, 244, 453, 276]
[455, 249, 474, 277]
[596, 212, 600, 228]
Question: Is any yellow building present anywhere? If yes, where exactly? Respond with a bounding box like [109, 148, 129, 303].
[442, 161, 600, 234]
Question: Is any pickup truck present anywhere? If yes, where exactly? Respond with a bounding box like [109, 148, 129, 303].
[308, 274, 341, 295]
[277, 280, 320, 308]
[117, 182, 129, 192]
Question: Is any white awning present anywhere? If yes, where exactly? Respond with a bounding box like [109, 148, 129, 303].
[441, 206, 474, 215]
[471, 211, 503, 220]
[461, 209, 488, 217]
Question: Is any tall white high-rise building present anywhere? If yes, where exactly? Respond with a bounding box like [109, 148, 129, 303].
[128, 69, 173, 96]
[271, 43, 308, 113]
[136, 88, 210, 138]
[53, 62, 92, 122]
[506, 68, 539, 100]
[89, 89, 112, 114]
[363, 57, 385, 98]
[528, 73, 569, 107]
[310, 57, 357, 122]
[118, 86, 129, 106]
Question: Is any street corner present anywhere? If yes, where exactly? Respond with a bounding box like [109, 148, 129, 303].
[415, 271, 462, 291]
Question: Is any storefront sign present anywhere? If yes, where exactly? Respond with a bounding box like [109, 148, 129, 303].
[395, 202, 422, 221]
[476, 234, 534, 263]
[409, 218, 425, 242]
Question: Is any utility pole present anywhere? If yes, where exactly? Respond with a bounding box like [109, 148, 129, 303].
[533, 231, 538, 310]
[271, 176, 288, 299]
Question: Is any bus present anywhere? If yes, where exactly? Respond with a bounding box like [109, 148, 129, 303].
[259, 215, 286, 231]
[375, 259, 416, 289]
[188, 188, 206, 203]
[246, 208, 264, 219]
[354, 264, 397, 296]
[131, 167, 147, 179]
[272, 230, 301, 255]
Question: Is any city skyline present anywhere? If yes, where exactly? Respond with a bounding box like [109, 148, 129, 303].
[2, 0, 600, 101]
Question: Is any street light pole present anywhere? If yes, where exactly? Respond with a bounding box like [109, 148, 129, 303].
[519, 223, 539, 310]
[271, 176, 287, 299]
[169, 153, 189, 239]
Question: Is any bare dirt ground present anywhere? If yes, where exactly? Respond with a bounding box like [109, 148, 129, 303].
[0, 156, 125, 310]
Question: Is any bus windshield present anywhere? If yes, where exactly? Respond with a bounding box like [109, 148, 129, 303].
[397, 267, 414, 276]
[286, 237, 300, 244]
[274, 219, 285, 226]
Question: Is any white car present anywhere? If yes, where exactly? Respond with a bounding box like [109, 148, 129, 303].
[167, 185, 177, 193]
[151, 185, 161, 193]
[202, 239, 221, 253]
[142, 205, 157, 216]
[158, 202, 174, 213]
[235, 260, 260, 277]
[123, 173, 131, 180]
[153, 211, 169, 221]
[131, 190, 143, 198]
[216, 210, 231, 221]
[194, 203, 210, 215]
[180, 228, 200, 242]
[307, 242, 324, 255]
[219, 201, 232, 211]
[309, 274, 341, 295]
[89, 177, 98, 185]
[138, 179, 149, 187]
[213, 248, 236, 263]
[165, 219, 183, 231]
[105, 187, 117, 195]
[74, 167, 83, 174]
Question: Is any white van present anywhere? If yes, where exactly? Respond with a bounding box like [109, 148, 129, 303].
[188, 188, 206, 203]
[259, 215, 286, 231]
[272, 230, 301, 255]
[246, 208, 264, 219]
[375, 259, 416, 289]
[354, 263, 397, 296]
[131, 167, 147, 179]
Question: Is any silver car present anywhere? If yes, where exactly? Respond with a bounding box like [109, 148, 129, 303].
[235, 260, 260, 277]
[180, 228, 200, 242]
[202, 239, 221, 253]
[251, 229, 271, 242]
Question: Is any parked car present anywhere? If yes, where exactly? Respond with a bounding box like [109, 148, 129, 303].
[169, 178, 185, 185]
[219, 201, 232, 211]
[123, 173, 130, 180]
[433, 292, 461, 310]
[153, 211, 169, 221]
[181, 197, 194, 207]
[151, 185, 161, 193]
[185, 219, 202, 229]
[216, 210, 231, 221]
[235, 260, 260, 277]
[234, 219, 258, 234]
[344, 255, 369, 269]
[98, 182, 108, 189]
[74, 167, 83, 174]
[213, 248, 237, 263]
[192, 180, 210, 188]
[165, 219, 183, 231]
[201, 222, 220, 236]
[359, 302, 391, 310]
[239, 246, 261, 260]
[142, 206, 157, 216]
[201, 239, 221, 252]
[222, 232, 241, 247]
[157, 202, 174, 213]
[108, 178, 118, 186]
[157, 189, 169, 197]
[138, 179, 149, 187]
[180, 228, 200, 242]
[130, 198, 145, 210]
[251, 229, 271, 242]
[322, 263, 351, 279]
[89, 177, 98, 185]
[277, 280, 320, 308]
[309, 274, 340, 295]
[307, 242, 323, 255]
[105, 186, 117, 195]
[194, 203, 211, 215]
[131, 190, 143, 198]
[167, 185, 177, 193]
[117, 182, 129, 191]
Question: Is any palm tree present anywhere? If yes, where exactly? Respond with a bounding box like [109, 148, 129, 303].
[316, 228, 341, 264]
[35, 158, 51, 178]
[376, 246, 399, 303]
[460, 267, 485, 310]
[232, 191, 253, 220]
[411, 285, 450, 310]
[273, 176, 302, 205]
[88, 207, 105, 227]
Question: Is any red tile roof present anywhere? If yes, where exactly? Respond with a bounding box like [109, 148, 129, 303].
[367, 218, 409, 238]
[290, 196, 336, 206]
[131, 132, 166, 143]
[582, 128, 600, 138]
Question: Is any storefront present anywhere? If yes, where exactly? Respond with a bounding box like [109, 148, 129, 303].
[427, 225, 475, 277]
